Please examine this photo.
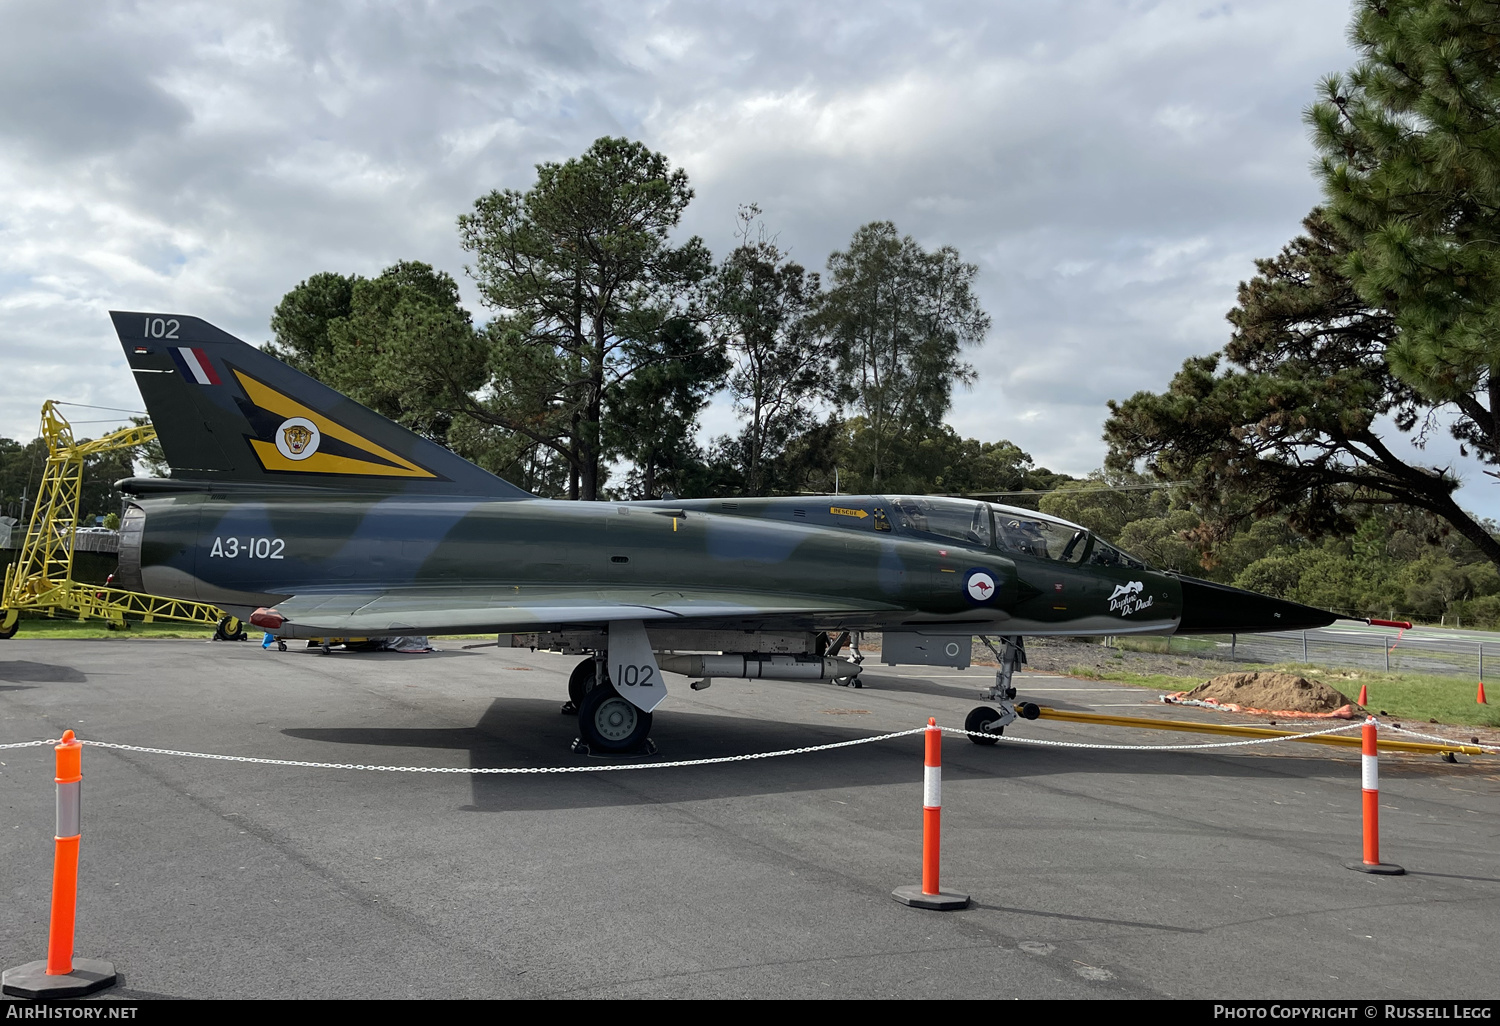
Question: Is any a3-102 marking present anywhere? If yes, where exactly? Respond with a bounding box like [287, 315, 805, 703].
[209, 536, 285, 559]
[612, 662, 656, 687]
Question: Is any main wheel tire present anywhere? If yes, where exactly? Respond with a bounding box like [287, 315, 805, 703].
[568, 658, 603, 709]
[577, 682, 652, 753]
[214, 615, 248, 642]
[965, 705, 1002, 746]
[0, 614, 17, 640]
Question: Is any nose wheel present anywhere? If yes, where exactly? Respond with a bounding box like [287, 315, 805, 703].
[965, 705, 1005, 745]
[965, 701, 1040, 745]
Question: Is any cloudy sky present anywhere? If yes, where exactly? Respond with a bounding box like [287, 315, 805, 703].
[6, 0, 1486, 513]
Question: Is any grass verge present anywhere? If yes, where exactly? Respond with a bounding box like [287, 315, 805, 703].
[1066, 662, 1500, 728]
[5, 617, 214, 640]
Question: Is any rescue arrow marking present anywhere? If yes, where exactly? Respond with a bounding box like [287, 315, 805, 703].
[830, 506, 869, 519]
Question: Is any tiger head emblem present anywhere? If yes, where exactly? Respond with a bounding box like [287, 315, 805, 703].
[282, 423, 314, 455]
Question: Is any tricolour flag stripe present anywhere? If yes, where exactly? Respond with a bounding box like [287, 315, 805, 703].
[172, 346, 221, 385]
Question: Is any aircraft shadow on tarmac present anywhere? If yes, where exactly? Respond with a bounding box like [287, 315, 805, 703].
[0, 660, 87, 684]
[281, 696, 1349, 813]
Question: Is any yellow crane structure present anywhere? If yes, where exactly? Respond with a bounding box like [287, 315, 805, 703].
[0, 401, 243, 640]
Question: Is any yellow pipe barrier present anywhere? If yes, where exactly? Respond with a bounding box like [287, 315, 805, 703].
[1032, 706, 1486, 757]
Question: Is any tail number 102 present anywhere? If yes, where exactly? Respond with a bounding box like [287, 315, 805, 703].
[613, 662, 655, 687]
[143, 317, 180, 339]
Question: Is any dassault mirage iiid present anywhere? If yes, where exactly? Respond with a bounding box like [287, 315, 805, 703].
[103, 311, 1350, 753]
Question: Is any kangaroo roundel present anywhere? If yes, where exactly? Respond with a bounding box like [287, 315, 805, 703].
[964, 568, 998, 603]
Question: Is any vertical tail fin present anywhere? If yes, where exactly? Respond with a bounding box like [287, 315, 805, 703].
[111, 311, 533, 498]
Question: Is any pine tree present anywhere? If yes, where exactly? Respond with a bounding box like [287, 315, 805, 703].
[1309, 0, 1500, 460]
[1105, 210, 1500, 568]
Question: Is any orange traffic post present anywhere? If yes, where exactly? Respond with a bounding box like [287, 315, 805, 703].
[1344, 717, 1404, 876]
[893, 719, 970, 910]
[2, 731, 118, 999]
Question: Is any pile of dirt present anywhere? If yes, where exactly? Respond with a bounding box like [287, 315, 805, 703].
[1165, 672, 1359, 719]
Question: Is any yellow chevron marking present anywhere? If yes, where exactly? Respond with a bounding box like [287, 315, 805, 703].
[235, 371, 435, 478]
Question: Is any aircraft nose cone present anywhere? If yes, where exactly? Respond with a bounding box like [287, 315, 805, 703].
[1173, 575, 1336, 634]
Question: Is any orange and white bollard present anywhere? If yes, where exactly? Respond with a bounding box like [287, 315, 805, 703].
[2, 731, 117, 999]
[1344, 717, 1404, 876]
[893, 719, 970, 910]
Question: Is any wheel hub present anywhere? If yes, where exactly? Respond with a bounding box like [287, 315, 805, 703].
[594, 697, 638, 741]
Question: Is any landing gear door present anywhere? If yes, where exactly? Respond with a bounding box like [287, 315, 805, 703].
[881, 632, 972, 669]
[609, 619, 667, 713]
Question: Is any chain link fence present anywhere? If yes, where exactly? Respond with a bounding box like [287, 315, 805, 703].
[1130, 628, 1494, 679]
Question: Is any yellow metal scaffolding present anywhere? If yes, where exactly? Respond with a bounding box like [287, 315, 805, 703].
[0, 402, 238, 639]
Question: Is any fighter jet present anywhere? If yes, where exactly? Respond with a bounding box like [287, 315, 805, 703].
[105, 312, 1356, 753]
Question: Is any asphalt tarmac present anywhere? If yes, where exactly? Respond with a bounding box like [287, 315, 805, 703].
[1, 638, 1496, 1001]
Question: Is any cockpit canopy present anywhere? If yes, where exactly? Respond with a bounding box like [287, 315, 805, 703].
[882, 496, 1149, 569]
[888, 497, 993, 547]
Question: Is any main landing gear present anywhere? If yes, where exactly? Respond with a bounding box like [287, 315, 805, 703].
[966, 635, 1040, 745]
[824, 631, 865, 687]
[563, 656, 654, 754]
[561, 656, 602, 715]
[576, 682, 653, 754]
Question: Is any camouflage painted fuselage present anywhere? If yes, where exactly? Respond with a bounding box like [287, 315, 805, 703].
[120, 488, 1192, 637]
[107, 310, 1337, 642]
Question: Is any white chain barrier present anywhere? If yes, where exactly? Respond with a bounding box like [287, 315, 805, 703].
[2, 717, 1488, 772]
[1384, 723, 1500, 753]
[76, 731, 930, 773]
[944, 721, 1370, 750]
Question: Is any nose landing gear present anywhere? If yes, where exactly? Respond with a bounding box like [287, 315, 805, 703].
[967, 635, 1037, 746]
